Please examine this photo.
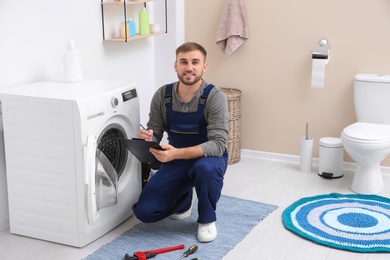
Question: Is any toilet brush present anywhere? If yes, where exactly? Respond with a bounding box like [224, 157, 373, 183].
[300, 123, 313, 172]
[306, 123, 309, 140]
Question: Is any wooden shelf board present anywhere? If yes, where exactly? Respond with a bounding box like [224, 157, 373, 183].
[104, 32, 165, 42]
[102, 0, 154, 5]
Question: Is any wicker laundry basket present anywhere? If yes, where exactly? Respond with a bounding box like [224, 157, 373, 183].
[221, 88, 242, 164]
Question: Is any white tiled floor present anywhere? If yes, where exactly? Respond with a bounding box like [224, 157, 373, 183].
[1, 152, 390, 259]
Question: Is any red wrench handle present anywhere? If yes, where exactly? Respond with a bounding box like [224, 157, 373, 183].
[148, 244, 185, 255]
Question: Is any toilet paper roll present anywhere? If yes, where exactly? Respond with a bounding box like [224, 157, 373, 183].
[300, 137, 313, 172]
[311, 58, 327, 89]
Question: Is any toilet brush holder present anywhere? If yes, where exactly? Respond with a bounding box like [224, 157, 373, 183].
[300, 137, 313, 172]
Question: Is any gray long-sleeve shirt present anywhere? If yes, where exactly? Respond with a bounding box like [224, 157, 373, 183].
[146, 80, 229, 157]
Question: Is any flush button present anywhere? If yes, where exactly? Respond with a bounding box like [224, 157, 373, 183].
[111, 97, 119, 108]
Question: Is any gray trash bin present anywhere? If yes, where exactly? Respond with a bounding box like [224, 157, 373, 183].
[318, 137, 344, 179]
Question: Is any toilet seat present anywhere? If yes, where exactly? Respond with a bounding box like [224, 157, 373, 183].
[342, 122, 390, 144]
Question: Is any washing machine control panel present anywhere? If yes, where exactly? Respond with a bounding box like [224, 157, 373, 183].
[122, 89, 137, 102]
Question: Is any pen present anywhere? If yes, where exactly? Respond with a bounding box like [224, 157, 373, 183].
[140, 124, 147, 130]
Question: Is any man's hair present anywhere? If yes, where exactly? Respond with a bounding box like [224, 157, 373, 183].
[176, 42, 207, 60]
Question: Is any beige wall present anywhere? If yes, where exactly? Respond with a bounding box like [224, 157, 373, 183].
[185, 0, 390, 166]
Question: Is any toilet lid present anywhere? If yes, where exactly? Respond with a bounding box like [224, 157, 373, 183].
[343, 122, 390, 141]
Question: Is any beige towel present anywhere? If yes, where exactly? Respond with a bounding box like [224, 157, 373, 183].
[216, 0, 249, 57]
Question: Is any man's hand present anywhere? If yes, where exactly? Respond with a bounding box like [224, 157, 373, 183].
[149, 144, 175, 163]
[137, 129, 153, 141]
[149, 144, 204, 163]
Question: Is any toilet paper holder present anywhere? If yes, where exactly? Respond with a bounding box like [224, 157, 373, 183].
[312, 38, 330, 63]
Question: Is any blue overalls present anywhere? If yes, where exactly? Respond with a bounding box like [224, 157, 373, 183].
[132, 83, 228, 224]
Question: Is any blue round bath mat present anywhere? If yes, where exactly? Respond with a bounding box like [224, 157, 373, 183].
[282, 193, 390, 253]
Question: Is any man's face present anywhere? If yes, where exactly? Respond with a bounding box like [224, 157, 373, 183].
[174, 50, 208, 86]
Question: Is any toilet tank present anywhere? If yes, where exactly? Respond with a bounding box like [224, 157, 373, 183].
[354, 74, 390, 124]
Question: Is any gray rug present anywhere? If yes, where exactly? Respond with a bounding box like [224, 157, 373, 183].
[85, 195, 278, 260]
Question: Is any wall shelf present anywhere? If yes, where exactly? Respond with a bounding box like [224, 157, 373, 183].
[101, 0, 167, 42]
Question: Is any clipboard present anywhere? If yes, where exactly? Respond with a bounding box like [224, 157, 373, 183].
[119, 138, 164, 163]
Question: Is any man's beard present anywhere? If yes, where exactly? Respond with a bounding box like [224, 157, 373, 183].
[178, 73, 202, 86]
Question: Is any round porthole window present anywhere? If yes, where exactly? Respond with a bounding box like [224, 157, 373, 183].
[97, 124, 127, 179]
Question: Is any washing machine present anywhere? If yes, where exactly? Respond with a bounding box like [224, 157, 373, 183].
[0, 80, 141, 247]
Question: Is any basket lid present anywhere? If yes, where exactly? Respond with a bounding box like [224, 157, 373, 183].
[221, 88, 242, 98]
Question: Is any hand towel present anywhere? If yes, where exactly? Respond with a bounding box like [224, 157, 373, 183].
[216, 0, 249, 57]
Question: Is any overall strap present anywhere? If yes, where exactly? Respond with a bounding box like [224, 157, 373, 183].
[164, 83, 174, 105]
[199, 84, 215, 106]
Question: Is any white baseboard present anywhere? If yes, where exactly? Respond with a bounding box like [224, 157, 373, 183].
[240, 149, 390, 175]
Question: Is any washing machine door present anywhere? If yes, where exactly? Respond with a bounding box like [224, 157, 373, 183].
[85, 135, 119, 225]
[95, 149, 118, 210]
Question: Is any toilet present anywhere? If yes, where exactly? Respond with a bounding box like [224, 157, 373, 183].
[341, 74, 390, 194]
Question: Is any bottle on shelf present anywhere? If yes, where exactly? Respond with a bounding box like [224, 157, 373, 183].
[139, 4, 150, 35]
[128, 18, 136, 37]
[63, 41, 82, 83]
[121, 18, 136, 39]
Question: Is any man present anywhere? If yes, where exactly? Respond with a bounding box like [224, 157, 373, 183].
[132, 42, 229, 243]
